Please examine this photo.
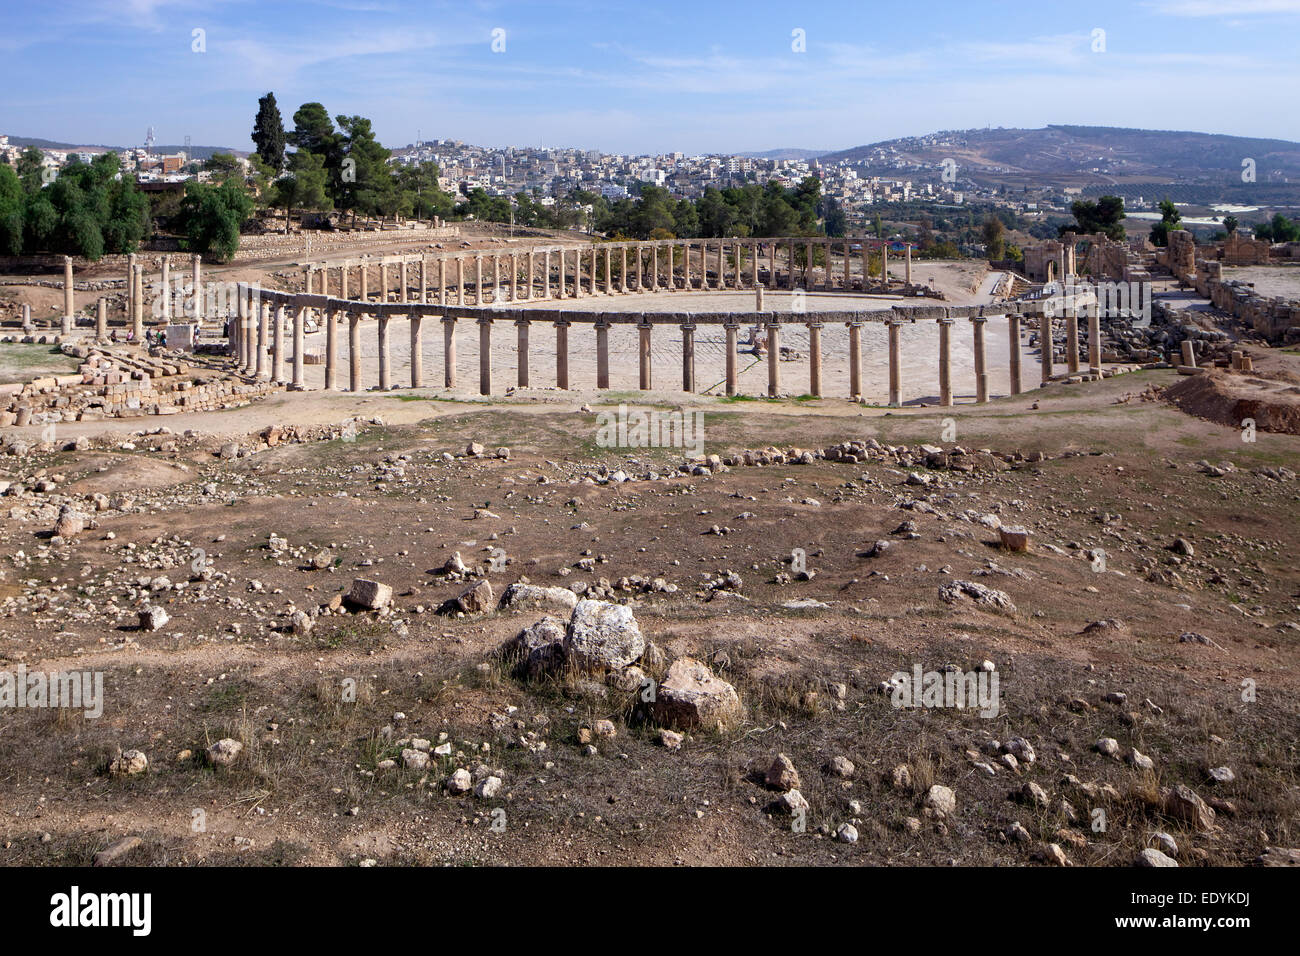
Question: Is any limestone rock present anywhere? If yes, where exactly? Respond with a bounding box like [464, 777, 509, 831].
[456, 578, 493, 615]
[924, 784, 957, 817]
[652, 656, 743, 731]
[138, 606, 169, 632]
[109, 749, 148, 776]
[564, 599, 644, 671]
[1137, 847, 1179, 867]
[1162, 784, 1216, 831]
[347, 578, 392, 610]
[765, 753, 800, 791]
[207, 738, 243, 767]
[499, 582, 577, 613]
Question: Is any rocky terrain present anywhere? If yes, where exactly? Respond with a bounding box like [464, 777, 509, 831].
[0, 367, 1298, 867]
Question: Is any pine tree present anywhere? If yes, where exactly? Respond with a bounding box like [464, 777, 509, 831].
[251, 93, 286, 173]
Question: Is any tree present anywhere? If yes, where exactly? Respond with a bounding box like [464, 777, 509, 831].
[251, 92, 286, 173]
[0, 164, 25, 254]
[1255, 213, 1299, 242]
[981, 214, 1006, 260]
[274, 150, 329, 231]
[1063, 195, 1125, 241]
[288, 102, 343, 203]
[336, 114, 394, 219]
[16, 147, 45, 194]
[179, 180, 253, 261]
[1149, 197, 1181, 247]
[203, 152, 241, 180]
[1222, 215, 1238, 235]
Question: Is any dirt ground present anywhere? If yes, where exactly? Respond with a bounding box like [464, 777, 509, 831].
[1, 359, 1298, 867]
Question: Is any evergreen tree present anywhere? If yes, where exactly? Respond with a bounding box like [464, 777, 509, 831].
[251, 93, 286, 172]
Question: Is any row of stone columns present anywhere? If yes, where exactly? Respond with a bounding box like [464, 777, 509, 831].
[308, 239, 918, 308]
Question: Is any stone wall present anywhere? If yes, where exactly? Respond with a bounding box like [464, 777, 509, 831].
[1193, 259, 1300, 342]
[0, 347, 283, 426]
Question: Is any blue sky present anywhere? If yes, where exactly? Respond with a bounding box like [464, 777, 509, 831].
[4, 0, 1300, 154]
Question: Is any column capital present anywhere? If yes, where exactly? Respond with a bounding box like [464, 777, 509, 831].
[969, 314, 989, 324]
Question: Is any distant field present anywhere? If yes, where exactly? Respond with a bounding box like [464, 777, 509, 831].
[0, 343, 79, 385]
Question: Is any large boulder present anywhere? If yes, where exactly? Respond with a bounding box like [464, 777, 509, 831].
[564, 600, 644, 671]
[500, 582, 578, 613]
[455, 578, 493, 615]
[652, 657, 743, 731]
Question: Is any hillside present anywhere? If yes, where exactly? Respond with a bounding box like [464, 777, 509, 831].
[819, 125, 1300, 189]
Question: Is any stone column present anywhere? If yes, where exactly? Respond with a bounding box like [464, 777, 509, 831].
[376, 314, 391, 389]
[126, 253, 136, 330]
[573, 250, 582, 298]
[633, 245, 641, 292]
[682, 322, 696, 392]
[443, 317, 457, 387]
[788, 240, 796, 289]
[620, 246, 628, 293]
[1088, 303, 1102, 373]
[638, 318, 652, 390]
[349, 314, 363, 392]
[719, 241, 727, 290]
[526, 251, 535, 300]
[769, 242, 778, 291]
[848, 321, 862, 399]
[257, 302, 270, 380]
[888, 319, 903, 407]
[160, 256, 171, 321]
[938, 318, 954, 406]
[293, 302, 306, 388]
[457, 258, 465, 306]
[273, 304, 286, 383]
[604, 247, 613, 295]
[325, 309, 339, 390]
[595, 318, 610, 389]
[379, 262, 390, 304]
[341, 262, 349, 301]
[1065, 303, 1080, 374]
[236, 290, 248, 370]
[478, 317, 492, 395]
[438, 258, 446, 306]
[96, 297, 107, 340]
[682, 242, 691, 290]
[807, 320, 823, 397]
[492, 255, 501, 302]
[192, 254, 203, 324]
[881, 245, 889, 292]
[766, 318, 781, 397]
[905, 245, 912, 286]
[410, 314, 425, 387]
[972, 316, 988, 404]
[1040, 309, 1053, 385]
[474, 256, 484, 305]
[752, 242, 760, 288]
[61, 256, 74, 334]
[556, 319, 570, 389]
[516, 317, 530, 387]
[1008, 313, 1022, 395]
[725, 320, 739, 396]
[510, 254, 518, 302]
[543, 250, 551, 299]
[132, 265, 144, 340]
[420, 255, 428, 303]
[557, 249, 566, 298]
[650, 244, 659, 292]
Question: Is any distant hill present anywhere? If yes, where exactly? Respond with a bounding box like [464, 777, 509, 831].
[739, 148, 828, 161]
[5, 135, 245, 160]
[818, 125, 1300, 189]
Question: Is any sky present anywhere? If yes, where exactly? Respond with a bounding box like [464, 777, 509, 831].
[3, 0, 1300, 156]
